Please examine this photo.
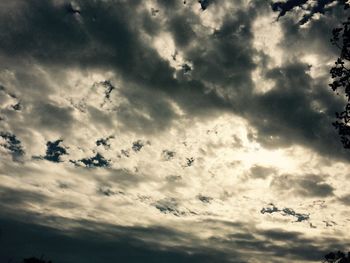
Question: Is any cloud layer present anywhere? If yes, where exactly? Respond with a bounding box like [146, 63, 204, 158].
[0, 0, 350, 262]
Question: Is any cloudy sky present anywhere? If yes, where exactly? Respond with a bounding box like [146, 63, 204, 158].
[0, 0, 350, 262]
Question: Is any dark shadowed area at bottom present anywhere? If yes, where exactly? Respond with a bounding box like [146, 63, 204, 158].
[0, 216, 235, 263]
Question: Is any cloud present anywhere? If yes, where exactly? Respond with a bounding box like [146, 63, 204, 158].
[1, 1, 350, 262]
[197, 194, 213, 204]
[1, 207, 348, 263]
[0, 185, 48, 210]
[161, 150, 176, 160]
[271, 0, 341, 25]
[271, 173, 335, 198]
[30, 102, 75, 133]
[2, 0, 344, 161]
[0, 214, 235, 263]
[152, 197, 201, 217]
[249, 165, 277, 179]
[338, 194, 350, 206]
[271, 0, 308, 20]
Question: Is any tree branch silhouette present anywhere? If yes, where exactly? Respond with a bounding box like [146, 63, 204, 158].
[329, 1, 350, 149]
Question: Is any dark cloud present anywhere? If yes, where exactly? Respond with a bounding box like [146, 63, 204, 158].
[0, 204, 347, 263]
[271, 0, 308, 20]
[299, 0, 336, 24]
[152, 198, 197, 216]
[65, 1, 81, 15]
[115, 86, 181, 134]
[97, 186, 124, 197]
[151, 8, 159, 17]
[162, 150, 176, 160]
[0, 0, 181, 133]
[168, 15, 195, 47]
[165, 175, 182, 182]
[209, 226, 348, 262]
[338, 194, 350, 205]
[0, 0, 250, 137]
[0, 0, 347, 159]
[0, 214, 235, 263]
[153, 198, 184, 216]
[186, 9, 257, 101]
[271, 174, 335, 197]
[271, 0, 342, 24]
[276, 5, 346, 60]
[258, 228, 302, 241]
[101, 168, 145, 188]
[31, 103, 74, 132]
[0, 2, 349, 262]
[0, 186, 48, 210]
[250, 2, 350, 160]
[0, 85, 21, 113]
[249, 165, 277, 179]
[197, 194, 213, 204]
[244, 59, 350, 160]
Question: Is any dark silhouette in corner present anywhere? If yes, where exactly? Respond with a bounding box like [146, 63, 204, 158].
[323, 251, 350, 263]
[329, 1, 350, 149]
[324, 0, 349, 259]
[5, 256, 53, 263]
[20, 257, 52, 263]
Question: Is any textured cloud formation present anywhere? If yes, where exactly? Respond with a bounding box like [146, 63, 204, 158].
[271, 0, 342, 24]
[0, 0, 350, 262]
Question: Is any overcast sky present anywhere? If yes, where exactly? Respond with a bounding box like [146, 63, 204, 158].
[0, 0, 350, 262]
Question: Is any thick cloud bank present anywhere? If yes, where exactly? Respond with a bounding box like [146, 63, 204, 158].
[0, 0, 350, 262]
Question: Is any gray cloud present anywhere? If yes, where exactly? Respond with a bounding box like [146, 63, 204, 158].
[31, 102, 74, 133]
[271, 0, 346, 25]
[338, 194, 350, 206]
[197, 194, 213, 204]
[1, 0, 344, 160]
[210, 226, 348, 262]
[152, 197, 197, 217]
[0, 185, 48, 210]
[1, 206, 347, 263]
[0, 214, 235, 263]
[0, 1, 349, 262]
[249, 165, 277, 179]
[271, 174, 335, 198]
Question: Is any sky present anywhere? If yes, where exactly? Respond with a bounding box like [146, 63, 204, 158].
[0, 0, 350, 262]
